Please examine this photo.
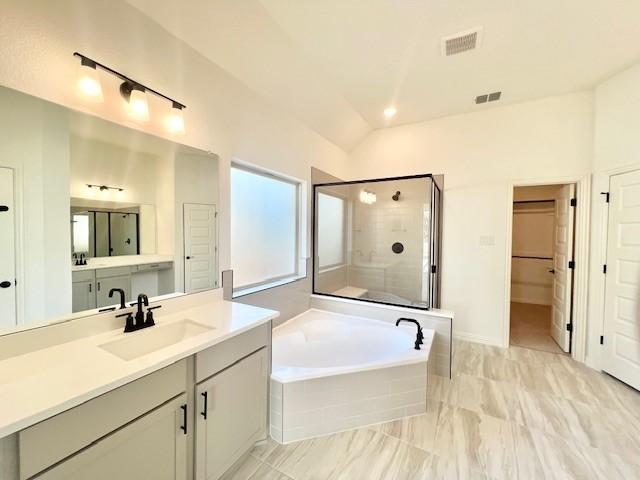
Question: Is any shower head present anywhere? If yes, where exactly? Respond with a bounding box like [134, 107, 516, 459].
[392, 191, 401, 201]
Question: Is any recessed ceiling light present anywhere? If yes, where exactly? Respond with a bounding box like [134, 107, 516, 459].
[383, 106, 397, 118]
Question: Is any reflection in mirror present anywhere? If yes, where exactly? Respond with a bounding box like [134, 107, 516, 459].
[313, 175, 442, 310]
[0, 85, 220, 333]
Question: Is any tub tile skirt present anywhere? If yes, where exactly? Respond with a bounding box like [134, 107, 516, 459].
[270, 361, 429, 443]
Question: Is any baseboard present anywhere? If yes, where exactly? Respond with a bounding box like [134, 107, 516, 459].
[453, 331, 502, 347]
[510, 297, 551, 306]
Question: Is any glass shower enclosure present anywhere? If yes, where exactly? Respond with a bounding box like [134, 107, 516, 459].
[313, 174, 443, 310]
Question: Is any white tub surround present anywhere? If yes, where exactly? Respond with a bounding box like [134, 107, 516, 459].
[71, 254, 174, 271]
[271, 309, 434, 443]
[311, 294, 453, 378]
[0, 296, 278, 439]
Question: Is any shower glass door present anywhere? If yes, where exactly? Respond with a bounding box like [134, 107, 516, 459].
[313, 174, 442, 310]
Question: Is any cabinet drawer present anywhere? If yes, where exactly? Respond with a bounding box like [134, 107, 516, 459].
[136, 262, 172, 272]
[96, 266, 132, 279]
[19, 360, 187, 479]
[195, 323, 270, 383]
[72, 270, 95, 283]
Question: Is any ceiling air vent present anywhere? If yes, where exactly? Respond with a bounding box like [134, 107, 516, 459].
[475, 91, 502, 104]
[441, 27, 483, 56]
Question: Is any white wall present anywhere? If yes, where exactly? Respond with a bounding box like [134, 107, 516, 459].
[0, 87, 72, 326]
[587, 63, 640, 368]
[349, 93, 593, 345]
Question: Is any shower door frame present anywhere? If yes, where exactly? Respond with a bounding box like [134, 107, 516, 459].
[312, 173, 442, 311]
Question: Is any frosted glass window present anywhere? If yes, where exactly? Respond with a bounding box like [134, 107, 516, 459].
[231, 166, 298, 288]
[72, 214, 89, 253]
[317, 193, 345, 268]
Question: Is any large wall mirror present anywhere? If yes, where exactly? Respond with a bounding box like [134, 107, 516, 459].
[0, 85, 220, 333]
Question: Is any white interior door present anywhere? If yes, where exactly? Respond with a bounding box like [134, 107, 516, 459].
[0, 167, 16, 328]
[550, 184, 575, 352]
[603, 170, 640, 391]
[184, 203, 217, 294]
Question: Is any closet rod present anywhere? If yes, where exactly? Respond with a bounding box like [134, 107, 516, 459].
[512, 255, 553, 260]
[513, 199, 554, 204]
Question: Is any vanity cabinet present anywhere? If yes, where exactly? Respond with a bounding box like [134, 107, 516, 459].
[34, 394, 188, 480]
[71, 272, 96, 312]
[195, 348, 268, 480]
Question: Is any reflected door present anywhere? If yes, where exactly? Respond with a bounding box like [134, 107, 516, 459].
[603, 170, 640, 390]
[0, 167, 16, 328]
[184, 204, 217, 293]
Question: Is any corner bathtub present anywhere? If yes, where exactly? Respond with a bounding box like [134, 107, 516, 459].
[270, 309, 434, 443]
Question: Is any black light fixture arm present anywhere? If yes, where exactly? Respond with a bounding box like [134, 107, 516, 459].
[73, 52, 186, 110]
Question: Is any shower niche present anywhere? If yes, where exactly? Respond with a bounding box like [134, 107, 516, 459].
[313, 174, 443, 310]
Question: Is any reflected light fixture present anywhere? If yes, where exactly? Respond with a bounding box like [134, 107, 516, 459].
[166, 102, 186, 135]
[359, 190, 377, 205]
[74, 53, 186, 131]
[86, 184, 124, 192]
[383, 106, 397, 118]
[77, 57, 104, 102]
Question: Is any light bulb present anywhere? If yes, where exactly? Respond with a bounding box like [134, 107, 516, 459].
[77, 62, 103, 102]
[126, 88, 150, 122]
[166, 103, 185, 134]
[383, 106, 397, 118]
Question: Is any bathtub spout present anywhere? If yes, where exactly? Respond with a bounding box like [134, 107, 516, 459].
[395, 318, 424, 350]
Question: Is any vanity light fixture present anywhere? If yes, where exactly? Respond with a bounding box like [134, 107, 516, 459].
[166, 102, 186, 135]
[359, 190, 377, 205]
[120, 82, 150, 122]
[86, 184, 124, 192]
[77, 57, 104, 102]
[73, 53, 186, 131]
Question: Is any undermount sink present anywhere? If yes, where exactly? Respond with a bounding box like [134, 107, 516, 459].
[99, 320, 213, 361]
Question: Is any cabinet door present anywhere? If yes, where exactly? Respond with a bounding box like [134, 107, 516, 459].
[96, 274, 131, 308]
[196, 348, 268, 480]
[71, 280, 96, 312]
[35, 394, 188, 480]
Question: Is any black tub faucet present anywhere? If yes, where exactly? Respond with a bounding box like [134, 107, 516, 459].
[109, 288, 127, 309]
[396, 318, 424, 350]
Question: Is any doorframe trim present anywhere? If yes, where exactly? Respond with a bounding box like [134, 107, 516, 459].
[503, 175, 591, 363]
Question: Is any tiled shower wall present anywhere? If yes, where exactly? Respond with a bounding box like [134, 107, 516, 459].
[349, 179, 430, 303]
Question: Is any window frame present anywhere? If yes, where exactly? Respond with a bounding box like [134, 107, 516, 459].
[230, 162, 304, 295]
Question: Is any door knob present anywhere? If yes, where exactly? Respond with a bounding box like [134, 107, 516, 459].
[0, 281, 12, 288]
[186, 256, 192, 260]
[548, 269, 555, 274]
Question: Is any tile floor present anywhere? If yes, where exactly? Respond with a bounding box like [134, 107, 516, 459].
[224, 340, 640, 480]
[509, 302, 566, 355]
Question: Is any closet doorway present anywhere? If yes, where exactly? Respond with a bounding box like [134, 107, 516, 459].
[509, 184, 576, 354]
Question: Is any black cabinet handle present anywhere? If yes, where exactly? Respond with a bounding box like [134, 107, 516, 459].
[0, 281, 11, 289]
[180, 404, 188, 435]
[0, 206, 8, 212]
[201, 391, 208, 419]
[89, 283, 92, 293]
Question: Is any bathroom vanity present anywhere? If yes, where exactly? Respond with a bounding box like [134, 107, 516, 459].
[0, 292, 278, 480]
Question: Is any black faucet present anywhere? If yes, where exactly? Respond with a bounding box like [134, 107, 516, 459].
[135, 294, 149, 328]
[116, 293, 160, 333]
[109, 288, 127, 309]
[396, 318, 424, 350]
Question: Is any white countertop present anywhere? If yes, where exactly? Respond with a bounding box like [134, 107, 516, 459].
[0, 300, 278, 438]
[72, 254, 174, 271]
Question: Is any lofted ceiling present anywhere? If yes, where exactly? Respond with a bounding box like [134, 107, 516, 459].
[127, 0, 640, 151]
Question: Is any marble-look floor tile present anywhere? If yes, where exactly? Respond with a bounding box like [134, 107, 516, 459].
[432, 403, 539, 480]
[425, 454, 489, 479]
[448, 373, 524, 424]
[371, 402, 441, 453]
[249, 464, 293, 480]
[222, 455, 262, 480]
